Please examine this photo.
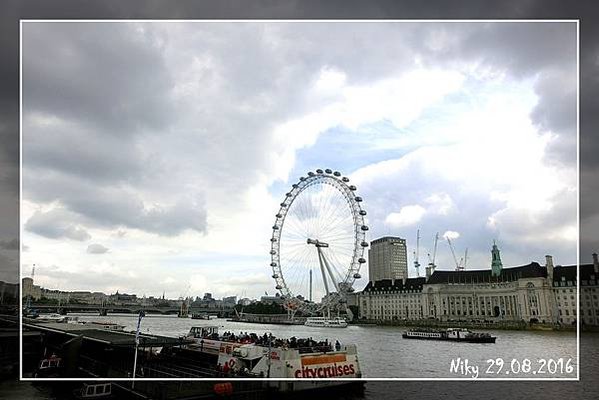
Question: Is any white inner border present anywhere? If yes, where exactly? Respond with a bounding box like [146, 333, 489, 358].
[18, 18, 581, 382]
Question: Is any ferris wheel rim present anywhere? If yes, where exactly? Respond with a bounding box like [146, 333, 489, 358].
[269, 169, 368, 313]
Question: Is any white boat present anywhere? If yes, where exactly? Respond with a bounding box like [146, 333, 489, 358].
[305, 316, 348, 328]
[182, 326, 361, 381]
[36, 313, 68, 323]
[81, 321, 126, 331]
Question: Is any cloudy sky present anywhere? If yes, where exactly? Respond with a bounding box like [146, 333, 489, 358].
[19, 21, 577, 300]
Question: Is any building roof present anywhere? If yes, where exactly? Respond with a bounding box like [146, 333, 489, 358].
[360, 262, 597, 292]
[23, 322, 192, 348]
[425, 262, 546, 284]
[362, 277, 426, 292]
[370, 236, 406, 244]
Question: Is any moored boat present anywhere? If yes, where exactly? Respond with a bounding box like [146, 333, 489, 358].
[181, 326, 361, 380]
[35, 313, 68, 323]
[191, 313, 218, 320]
[80, 321, 126, 331]
[402, 327, 496, 343]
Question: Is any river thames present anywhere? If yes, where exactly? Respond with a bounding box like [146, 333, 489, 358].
[74, 313, 579, 379]
[4, 313, 599, 399]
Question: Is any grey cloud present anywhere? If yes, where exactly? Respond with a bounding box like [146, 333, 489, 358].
[23, 118, 147, 185]
[36, 264, 129, 293]
[22, 22, 174, 136]
[24, 171, 207, 237]
[87, 243, 109, 254]
[25, 209, 91, 241]
[0, 238, 18, 250]
[20, 22, 579, 255]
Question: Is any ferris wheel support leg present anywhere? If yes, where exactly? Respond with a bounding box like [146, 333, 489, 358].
[320, 250, 341, 293]
[317, 247, 331, 296]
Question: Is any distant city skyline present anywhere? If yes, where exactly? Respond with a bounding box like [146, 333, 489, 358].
[20, 21, 577, 299]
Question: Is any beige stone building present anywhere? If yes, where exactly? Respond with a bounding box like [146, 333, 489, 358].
[21, 277, 41, 301]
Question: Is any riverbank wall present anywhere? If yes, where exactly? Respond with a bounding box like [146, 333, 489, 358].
[351, 319, 578, 331]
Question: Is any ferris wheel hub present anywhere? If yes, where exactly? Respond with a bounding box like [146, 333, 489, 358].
[307, 238, 329, 247]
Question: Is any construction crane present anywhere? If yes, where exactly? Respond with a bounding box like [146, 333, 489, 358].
[446, 237, 461, 271]
[447, 237, 467, 271]
[413, 229, 421, 277]
[427, 233, 439, 271]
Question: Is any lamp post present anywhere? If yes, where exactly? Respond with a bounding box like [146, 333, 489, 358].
[132, 310, 145, 389]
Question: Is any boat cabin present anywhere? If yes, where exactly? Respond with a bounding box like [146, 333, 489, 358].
[187, 326, 219, 339]
[446, 328, 471, 339]
[75, 383, 112, 398]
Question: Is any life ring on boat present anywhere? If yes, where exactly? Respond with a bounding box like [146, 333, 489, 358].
[214, 382, 234, 395]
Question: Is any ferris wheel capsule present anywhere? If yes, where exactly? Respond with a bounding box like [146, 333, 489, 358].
[333, 171, 341, 176]
[353, 273, 362, 279]
[325, 169, 332, 174]
[358, 258, 366, 263]
[342, 177, 349, 182]
[361, 225, 369, 231]
[359, 210, 367, 216]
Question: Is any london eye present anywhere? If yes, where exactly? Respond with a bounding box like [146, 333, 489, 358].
[269, 169, 368, 316]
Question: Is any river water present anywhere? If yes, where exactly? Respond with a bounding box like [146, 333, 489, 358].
[5, 313, 598, 399]
[73, 313, 579, 379]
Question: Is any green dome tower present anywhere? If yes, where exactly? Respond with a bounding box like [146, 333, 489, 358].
[491, 240, 503, 277]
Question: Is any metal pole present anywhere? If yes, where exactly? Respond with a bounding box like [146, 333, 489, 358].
[317, 248, 330, 295]
[132, 310, 145, 389]
[132, 342, 139, 389]
[320, 250, 341, 293]
[309, 270, 312, 302]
